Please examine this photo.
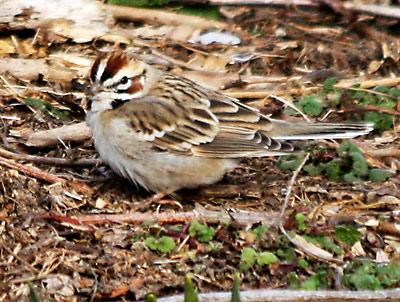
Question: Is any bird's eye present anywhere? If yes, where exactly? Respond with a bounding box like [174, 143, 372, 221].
[120, 76, 129, 85]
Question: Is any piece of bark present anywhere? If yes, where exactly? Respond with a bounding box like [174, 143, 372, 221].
[1, 0, 109, 43]
[26, 122, 92, 147]
[0, 58, 77, 82]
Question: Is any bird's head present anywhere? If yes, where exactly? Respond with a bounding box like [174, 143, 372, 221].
[88, 51, 149, 112]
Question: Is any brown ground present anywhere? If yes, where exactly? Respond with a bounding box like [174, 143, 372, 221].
[0, 1, 399, 301]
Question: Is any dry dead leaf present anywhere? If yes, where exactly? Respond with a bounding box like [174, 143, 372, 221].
[1, 0, 109, 43]
[44, 275, 75, 296]
[0, 38, 15, 54]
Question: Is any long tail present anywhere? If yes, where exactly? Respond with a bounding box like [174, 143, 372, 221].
[268, 120, 374, 140]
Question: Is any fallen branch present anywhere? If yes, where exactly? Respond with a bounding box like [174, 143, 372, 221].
[39, 207, 280, 227]
[26, 122, 92, 147]
[0, 155, 64, 183]
[158, 288, 400, 302]
[107, 5, 226, 29]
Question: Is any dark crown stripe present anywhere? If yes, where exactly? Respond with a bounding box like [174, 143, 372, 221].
[100, 52, 129, 83]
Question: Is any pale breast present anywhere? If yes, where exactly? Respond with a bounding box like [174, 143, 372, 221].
[87, 111, 237, 192]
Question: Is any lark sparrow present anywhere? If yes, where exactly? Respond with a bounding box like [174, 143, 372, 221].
[86, 51, 373, 195]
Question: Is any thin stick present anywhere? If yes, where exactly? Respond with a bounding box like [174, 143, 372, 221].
[0, 145, 103, 167]
[108, 5, 226, 29]
[0, 156, 64, 183]
[279, 153, 309, 227]
[277, 153, 335, 261]
[1, 242, 40, 274]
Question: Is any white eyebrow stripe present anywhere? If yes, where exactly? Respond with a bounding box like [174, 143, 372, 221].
[96, 61, 107, 82]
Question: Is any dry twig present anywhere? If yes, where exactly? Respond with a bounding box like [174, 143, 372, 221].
[108, 5, 226, 29]
[40, 207, 280, 227]
[0, 145, 102, 167]
[278, 153, 336, 262]
[0, 155, 64, 183]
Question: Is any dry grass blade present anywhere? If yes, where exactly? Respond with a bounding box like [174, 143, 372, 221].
[277, 153, 336, 262]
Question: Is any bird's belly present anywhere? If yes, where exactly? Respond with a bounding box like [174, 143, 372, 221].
[98, 140, 237, 192]
[88, 113, 237, 192]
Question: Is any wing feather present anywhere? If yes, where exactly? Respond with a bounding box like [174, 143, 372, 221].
[112, 75, 294, 157]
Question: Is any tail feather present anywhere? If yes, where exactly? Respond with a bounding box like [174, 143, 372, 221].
[268, 120, 374, 140]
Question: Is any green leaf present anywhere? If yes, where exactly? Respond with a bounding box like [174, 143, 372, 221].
[175, 5, 220, 20]
[304, 164, 323, 177]
[321, 158, 343, 181]
[277, 247, 296, 262]
[189, 220, 215, 242]
[343, 172, 362, 183]
[323, 77, 338, 93]
[301, 275, 319, 290]
[297, 258, 309, 269]
[350, 152, 369, 177]
[334, 224, 361, 245]
[256, 251, 278, 266]
[251, 224, 268, 240]
[145, 236, 176, 253]
[184, 274, 199, 302]
[145, 236, 158, 251]
[368, 169, 395, 182]
[344, 262, 380, 290]
[388, 87, 400, 97]
[158, 236, 176, 253]
[24, 97, 70, 120]
[377, 263, 400, 287]
[108, 0, 171, 7]
[373, 85, 390, 93]
[231, 273, 241, 302]
[295, 213, 308, 232]
[29, 283, 42, 302]
[288, 272, 300, 289]
[240, 247, 257, 269]
[343, 261, 400, 290]
[363, 112, 393, 131]
[298, 96, 324, 116]
[337, 140, 362, 157]
[277, 154, 306, 171]
[350, 274, 381, 290]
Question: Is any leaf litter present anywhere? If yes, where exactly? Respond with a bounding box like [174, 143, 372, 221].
[0, 0, 399, 301]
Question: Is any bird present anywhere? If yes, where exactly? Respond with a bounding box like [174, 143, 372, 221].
[86, 50, 373, 198]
